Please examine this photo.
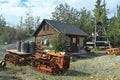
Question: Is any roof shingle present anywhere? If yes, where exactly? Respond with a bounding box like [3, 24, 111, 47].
[33, 19, 88, 36]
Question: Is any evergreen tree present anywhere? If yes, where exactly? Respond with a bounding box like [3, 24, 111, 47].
[78, 8, 93, 35]
[94, 0, 108, 24]
[108, 6, 120, 46]
[51, 3, 81, 24]
[0, 15, 6, 35]
[51, 3, 92, 35]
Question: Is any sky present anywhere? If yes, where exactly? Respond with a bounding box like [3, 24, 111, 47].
[0, 0, 120, 26]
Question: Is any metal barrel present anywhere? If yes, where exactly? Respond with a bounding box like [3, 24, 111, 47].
[16, 40, 21, 52]
[21, 41, 29, 53]
[29, 42, 36, 54]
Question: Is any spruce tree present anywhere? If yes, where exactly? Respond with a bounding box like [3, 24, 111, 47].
[94, 0, 107, 24]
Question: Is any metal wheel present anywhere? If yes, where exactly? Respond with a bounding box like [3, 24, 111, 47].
[4, 54, 19, 65]
[32, 59, 41, 67]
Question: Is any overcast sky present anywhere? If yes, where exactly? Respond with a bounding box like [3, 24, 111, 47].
[0, 0, 120, 26]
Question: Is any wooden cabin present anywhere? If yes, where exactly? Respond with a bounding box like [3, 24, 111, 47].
[33, 19, 88, 52]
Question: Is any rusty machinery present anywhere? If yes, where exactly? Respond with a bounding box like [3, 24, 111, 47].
[5, 50, 33, 66]
[4, 50, 70, 74]
[32, 52, 70, 74]
[106, 48, 120, 55]
[0, 60, 6, 68]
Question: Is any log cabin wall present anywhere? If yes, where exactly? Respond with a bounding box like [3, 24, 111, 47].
[67, 35, 86, 51]
[36, 22, 59, 51]
[79, 37, 85, 48]
[37, 23, 58, 36]
[33, 19, 88, 52]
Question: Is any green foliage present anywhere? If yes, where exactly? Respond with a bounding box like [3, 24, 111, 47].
[0, 26, 16, 43]
[0, 14, 16, 43]
[50, 33, 67, 52]
[0, 15, 6, 27]
[0, 1, 120, 47]
[94, 0, 108, 24]
[0, 6, 40, 44]
[24, 6, 40, 36]
[51, 3, 93, 35]
[0, 15, 33, 44]
[51, 3, 81, 24]
[78, 8, 93, 35]
[15, 17, 30, 40]
[107, 6, 120, 46]
[0, 15, 6, 36]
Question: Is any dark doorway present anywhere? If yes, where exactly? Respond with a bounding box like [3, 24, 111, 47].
[70, 36, 77, 52]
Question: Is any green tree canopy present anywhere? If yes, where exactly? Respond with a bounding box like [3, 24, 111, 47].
[51, 3, 93, 35]
[51, 3, 80, 24]
[50, 33, 67, 52]
[94, 0, 108, 24]
[78, 8, 93, 35]
[108, 5, 120, 46]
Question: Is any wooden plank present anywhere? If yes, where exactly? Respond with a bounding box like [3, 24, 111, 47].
[6, 49, 32, 55]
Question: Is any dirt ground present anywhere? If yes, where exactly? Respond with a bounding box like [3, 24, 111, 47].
[0, 69, 18, 80]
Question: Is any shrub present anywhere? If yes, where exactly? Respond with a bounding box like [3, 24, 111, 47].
[50, 32, 67, 52]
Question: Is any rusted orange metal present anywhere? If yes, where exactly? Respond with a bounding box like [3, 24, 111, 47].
[5, 49, 70, 74]
[5, 50, 33, 65]
[32, 52, 70, 74]
[106, 48, 120, 54]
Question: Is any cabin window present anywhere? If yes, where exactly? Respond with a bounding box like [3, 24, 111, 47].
[44, 39, 49, 46]
[79, 37, 84, 47]
[72, 38, 76, 43]
[43, 24, 49, 31]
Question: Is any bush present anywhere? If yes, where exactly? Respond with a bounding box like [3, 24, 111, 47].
[50, 32, 67, 52]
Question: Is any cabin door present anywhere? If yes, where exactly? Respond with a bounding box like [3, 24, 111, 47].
[71, 36, 77, 51]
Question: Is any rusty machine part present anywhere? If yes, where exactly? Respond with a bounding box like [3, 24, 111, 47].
[0, 60, 6, 68]
[5, 50, 33, 65]
[32, 52, 70, 74]
[106, 48, 120, 55]
[5, 50, 70, 74]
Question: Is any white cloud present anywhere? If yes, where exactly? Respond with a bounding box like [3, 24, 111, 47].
[65, 0, 96, 11]
[0, 0, 120, 26]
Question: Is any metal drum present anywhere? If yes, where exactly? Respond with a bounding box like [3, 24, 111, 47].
[16, 40, 21, 52]
[29, 42, 36, 54]
[21, 41, 29, 53]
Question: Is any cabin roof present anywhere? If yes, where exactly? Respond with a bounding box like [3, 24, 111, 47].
[33, 19, 88, 36]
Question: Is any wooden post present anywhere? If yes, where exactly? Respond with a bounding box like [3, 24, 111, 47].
[94, 20, 97, 50]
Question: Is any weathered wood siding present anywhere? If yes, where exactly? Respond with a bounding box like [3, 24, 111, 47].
[79, 37, 85, 48]
[37, 23, 58, 36]
[36, 23, 59, 50]
[35, 22, 86, 51]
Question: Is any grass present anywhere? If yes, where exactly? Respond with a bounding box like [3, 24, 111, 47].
[2, 53, 120, 80]
[1, 44, 120, 80]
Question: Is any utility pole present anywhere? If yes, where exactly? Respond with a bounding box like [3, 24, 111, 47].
[94, 19, 97, 50]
